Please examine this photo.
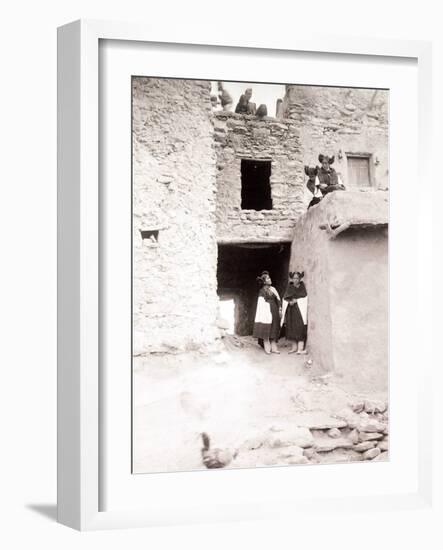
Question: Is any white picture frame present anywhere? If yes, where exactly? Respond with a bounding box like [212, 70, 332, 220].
[57, 19, 433, 530]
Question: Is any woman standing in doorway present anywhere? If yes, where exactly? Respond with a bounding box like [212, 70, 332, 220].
[282, 271, 308, 354]
[253, 271, 282, 354]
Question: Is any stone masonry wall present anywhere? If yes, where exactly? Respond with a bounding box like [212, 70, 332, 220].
[214, 112, 305, 242]
[132, 79, 389, 362]
[132, 78, 219, 354]
[282, 85, 389, 199]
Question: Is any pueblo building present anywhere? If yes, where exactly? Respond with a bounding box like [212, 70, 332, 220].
[132, 78, 388, 390]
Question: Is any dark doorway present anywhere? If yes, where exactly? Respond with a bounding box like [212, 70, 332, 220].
[217, 242, 291, 336]
[241, 159, 272, 210]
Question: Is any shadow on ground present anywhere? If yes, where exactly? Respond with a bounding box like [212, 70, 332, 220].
[26, 504, 57, 522]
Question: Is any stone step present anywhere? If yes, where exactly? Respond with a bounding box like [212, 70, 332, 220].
[314, 437, 354, 453]
[293, 411, 348, 430]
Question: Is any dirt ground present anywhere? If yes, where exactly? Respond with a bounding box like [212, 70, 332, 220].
[133, 335, 389, 473]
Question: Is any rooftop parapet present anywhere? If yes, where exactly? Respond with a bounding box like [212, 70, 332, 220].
[306, 190, 389, 238]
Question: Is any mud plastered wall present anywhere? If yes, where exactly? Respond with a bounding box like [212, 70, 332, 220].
[132, 78, 219, 354]
[289, 191, 389, 392]
[214, 112, 305, 243]
[328, 227, 388, 391]
[282, 85, 389, 200]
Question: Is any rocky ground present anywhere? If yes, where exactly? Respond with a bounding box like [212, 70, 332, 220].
[133, 335, 388, 473]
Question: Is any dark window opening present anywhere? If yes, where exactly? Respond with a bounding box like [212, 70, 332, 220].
[241, 159, 272, 210]
[140, 229, 159, 243]
[217, 242, 290, 336]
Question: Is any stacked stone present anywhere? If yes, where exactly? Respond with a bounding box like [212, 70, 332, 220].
[132, 78, 220, 355]
[233, 402, 389, 468]
[305, 400, 389, 463]
[213, 111, 305, 243]
[283, 86, 388, 134]
[344, 399, 389, 461]
[282, 85, 389, 191]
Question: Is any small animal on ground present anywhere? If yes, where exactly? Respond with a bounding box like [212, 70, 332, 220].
[201, 432, 238, 469]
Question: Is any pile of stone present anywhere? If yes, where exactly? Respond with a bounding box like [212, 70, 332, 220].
[336, 398, 389, 461]
[297, 404, 388, 464]
[234, 400, 389, 468]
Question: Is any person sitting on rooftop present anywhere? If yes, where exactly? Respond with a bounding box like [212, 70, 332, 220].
[217, 81, 233, 111]
[305, 165, 323, 209]
[317, 154, 346, 195]
[235, 88, 256, 115]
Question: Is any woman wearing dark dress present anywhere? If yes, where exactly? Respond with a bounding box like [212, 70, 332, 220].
[317, 154, 346, 196]
[253, 271, 282, 355]
[282, 271, 308, 354]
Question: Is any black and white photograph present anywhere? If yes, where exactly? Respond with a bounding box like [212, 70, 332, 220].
[132, 77, 389, 473]
[2, 0, 440, 542]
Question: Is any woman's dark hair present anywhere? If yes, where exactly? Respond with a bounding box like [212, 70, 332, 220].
[318, 154, 335, 165]
[256, 270, 270, 287]
[289, 271, 304, 280]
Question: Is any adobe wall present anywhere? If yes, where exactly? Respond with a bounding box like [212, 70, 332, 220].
[214, 112, 305, 243]
[132, 78, 220, 354]
[289, 191, 389, 391]
[131, 78, 390, 367]
[328, 227, 388, 390]
[282, 85, 389, 198]
[288, 201, 334, 375]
